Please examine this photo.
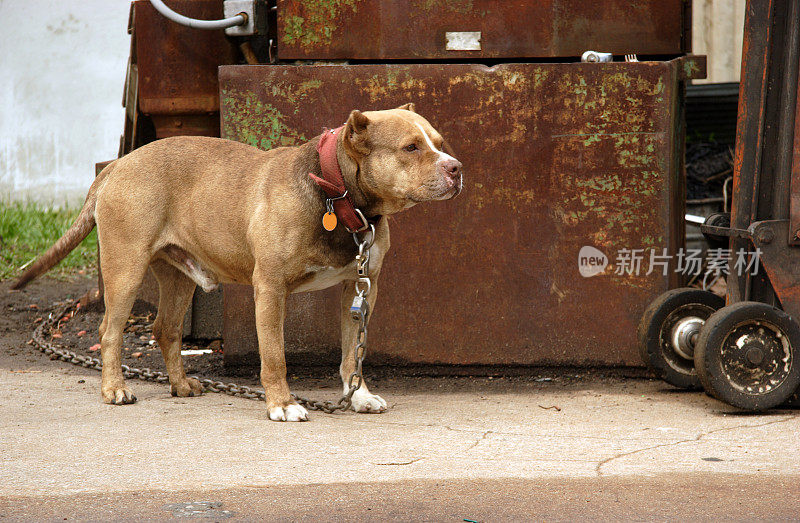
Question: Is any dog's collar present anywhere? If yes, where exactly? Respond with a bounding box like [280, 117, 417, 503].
[308, 126, 375, 233]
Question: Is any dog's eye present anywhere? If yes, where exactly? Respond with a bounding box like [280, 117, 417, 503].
[404, 143, 418, 152]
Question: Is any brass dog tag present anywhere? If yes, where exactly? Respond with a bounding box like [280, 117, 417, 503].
[322, 212, 338, 231]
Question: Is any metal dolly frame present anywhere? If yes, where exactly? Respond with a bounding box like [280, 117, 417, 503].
[639, 0, 800, 410]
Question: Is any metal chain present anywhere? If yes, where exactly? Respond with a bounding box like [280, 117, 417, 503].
[28, 228, 375, 415]
[293, 224, 375, 412]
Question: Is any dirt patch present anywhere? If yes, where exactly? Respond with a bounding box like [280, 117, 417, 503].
[0, 276, 238, 380]
[1, 276, 94, 369]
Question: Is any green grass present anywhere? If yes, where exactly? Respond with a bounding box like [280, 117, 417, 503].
[0, 201, 98, 281]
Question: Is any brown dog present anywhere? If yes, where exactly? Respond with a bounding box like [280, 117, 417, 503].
[12, 105, 462, 421]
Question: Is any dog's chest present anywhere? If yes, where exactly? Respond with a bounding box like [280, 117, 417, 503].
[292, 240, 382, 293]
[292, 262, 356, 293]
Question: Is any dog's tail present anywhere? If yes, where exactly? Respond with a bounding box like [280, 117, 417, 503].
[11, 162, 115, 290]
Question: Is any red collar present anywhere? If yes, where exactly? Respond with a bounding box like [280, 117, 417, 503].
[308, 126, 370, 233]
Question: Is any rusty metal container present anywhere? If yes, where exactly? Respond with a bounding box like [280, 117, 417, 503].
[133, 0, 237, 139]
[219, 58, 705, 367]
[277, 0, 689, 60]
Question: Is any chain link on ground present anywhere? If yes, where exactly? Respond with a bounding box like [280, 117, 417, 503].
[28, 301, 357, 414]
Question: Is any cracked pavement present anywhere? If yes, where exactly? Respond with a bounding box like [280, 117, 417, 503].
[1, 356, 799, 519]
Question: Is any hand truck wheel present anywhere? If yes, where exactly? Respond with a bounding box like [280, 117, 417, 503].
[782, 390, 800, 409]
[694, 302, 800, 411]
[638, 288, 725, 389]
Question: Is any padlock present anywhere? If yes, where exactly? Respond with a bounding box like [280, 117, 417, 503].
[350, 295, 369, 321]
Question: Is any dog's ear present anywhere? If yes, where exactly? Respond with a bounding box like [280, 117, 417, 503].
[396, 103, 416, 113]
[343, 109, 371, 158]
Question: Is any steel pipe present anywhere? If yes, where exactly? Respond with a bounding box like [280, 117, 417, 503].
[149, 0, 246, 30]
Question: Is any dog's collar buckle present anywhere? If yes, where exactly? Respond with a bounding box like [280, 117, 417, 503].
[352, 208, 370, 232]
[325, 189, 348, 213]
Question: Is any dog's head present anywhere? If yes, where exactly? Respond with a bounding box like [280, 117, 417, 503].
[342, 104, 462, 215]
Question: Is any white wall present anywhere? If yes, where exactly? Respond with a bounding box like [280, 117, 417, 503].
[692, 0, 746, 84]
[0, 0, 130, 206]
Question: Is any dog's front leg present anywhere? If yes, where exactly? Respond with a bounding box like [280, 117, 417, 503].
[253, 276, 308, 422]
[340, 279, 387, 413]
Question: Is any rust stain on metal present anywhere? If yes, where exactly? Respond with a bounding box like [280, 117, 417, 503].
[277, 0, 686, 60]
[220, 61, 685, 366]
[749, 222, 800, 322]
[789, 38, 800, 243]
[411, 0, 475, 14]
[221, 91, 308, 149]
[280, 0, 359, 49]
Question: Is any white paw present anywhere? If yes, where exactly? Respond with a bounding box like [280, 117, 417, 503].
[268, 403, 309, 422]
[349, 388, 388, 413]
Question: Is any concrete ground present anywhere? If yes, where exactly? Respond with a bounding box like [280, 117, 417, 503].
[0, 276, 798, 520]
[1, 357, 799, 520]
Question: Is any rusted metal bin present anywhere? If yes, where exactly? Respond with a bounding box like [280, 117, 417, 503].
[220, 57, 705, 367]
[277, 0, 688, 60]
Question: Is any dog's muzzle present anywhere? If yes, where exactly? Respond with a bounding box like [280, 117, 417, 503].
[439, 158, 463, 199]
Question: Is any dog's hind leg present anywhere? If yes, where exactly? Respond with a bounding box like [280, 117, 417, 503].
[98, 253, 149, 405]
[150, 259, 203, 398]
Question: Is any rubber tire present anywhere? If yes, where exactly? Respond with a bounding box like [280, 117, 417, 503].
[694, 302, 800, 411]
[638, 288, 725, 389]
[782, 390, 800, 409]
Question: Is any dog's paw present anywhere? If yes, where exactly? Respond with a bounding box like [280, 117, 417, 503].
[102, 386, 137, 405]
[170, 377, 204, 398]
[268, 403, 309, 422]
[350, 389, 387, 413]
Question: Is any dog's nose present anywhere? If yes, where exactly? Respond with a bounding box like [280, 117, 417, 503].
[440, 158, 462, 179]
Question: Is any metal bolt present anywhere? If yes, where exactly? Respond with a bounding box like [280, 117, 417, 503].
[755, 227, 774, 244]
[746, 347, 765, 366]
